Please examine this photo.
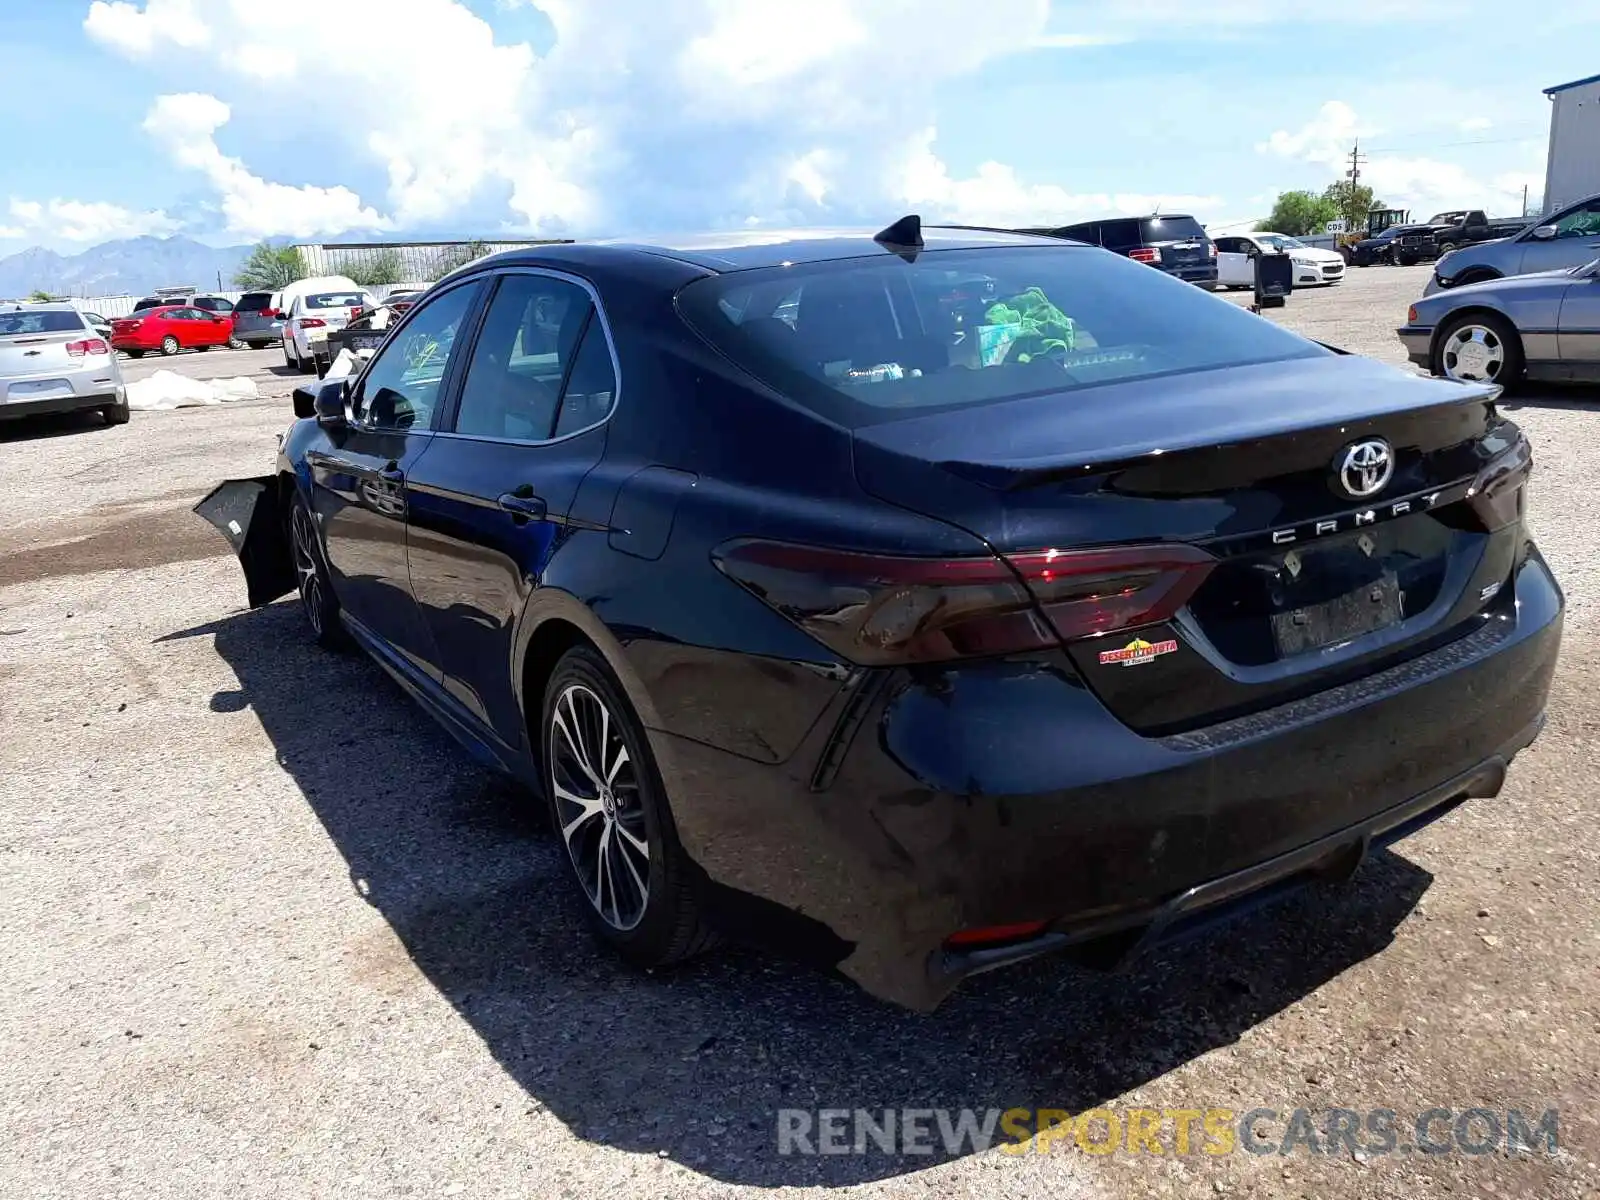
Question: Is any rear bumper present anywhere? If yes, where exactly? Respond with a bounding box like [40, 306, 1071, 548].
[0, 389, 122, 420]
[1397, 325, 1434, 367]
[659, 544, 1562, 1009]
[1165, 265, 1219, 285]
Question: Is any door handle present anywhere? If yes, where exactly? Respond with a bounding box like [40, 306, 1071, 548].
[498, 492, 547, 520]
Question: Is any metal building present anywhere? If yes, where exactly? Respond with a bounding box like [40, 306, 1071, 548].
[1543, 73, 1600, 215]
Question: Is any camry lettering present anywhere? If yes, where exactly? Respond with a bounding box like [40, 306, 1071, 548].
[1266, 495, 1441, 546]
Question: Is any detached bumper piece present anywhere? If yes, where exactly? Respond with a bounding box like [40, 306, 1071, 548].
[193, 475, 296, 608]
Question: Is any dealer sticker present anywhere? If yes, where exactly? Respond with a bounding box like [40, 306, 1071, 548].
[1097, 637, 1179, 667]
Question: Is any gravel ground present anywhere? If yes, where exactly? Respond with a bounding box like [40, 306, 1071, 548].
[2, 267, 1597, 1199]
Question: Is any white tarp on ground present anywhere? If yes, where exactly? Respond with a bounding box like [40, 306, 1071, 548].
[125, 370, 260, 411]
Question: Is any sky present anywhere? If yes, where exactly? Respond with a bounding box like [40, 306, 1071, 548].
[0, 0, 1594, 253]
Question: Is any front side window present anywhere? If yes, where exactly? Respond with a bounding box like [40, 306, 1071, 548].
[1553, 200, 1600, 239]
[455, 274, 597, 441]
[353, 283, 479, 432]
[677, 244, 1325, 429]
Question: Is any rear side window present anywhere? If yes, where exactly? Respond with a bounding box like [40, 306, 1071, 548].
[456, 274, 592, 441]
[305, 291, 367, 310]
[677, 245, 1324, 429]
[195, 297, 233, 313]
[0, 311, 86, 335]
[236, 292, 274, 312]
[1139, 215, 1207, 243]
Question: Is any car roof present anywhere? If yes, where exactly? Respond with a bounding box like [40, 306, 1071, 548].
[464, 225, 1072, 274]
[17, 301, 82, 311]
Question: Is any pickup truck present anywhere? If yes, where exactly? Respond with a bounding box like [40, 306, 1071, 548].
[1419, 210, 1530, 256]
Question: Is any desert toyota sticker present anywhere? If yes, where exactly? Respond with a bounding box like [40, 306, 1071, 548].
[1098, 637, 1179, 667]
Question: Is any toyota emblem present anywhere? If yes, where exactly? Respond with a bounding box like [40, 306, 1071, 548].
[1335, 439, 1394, 499]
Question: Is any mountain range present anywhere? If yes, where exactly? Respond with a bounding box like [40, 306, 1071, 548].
[0, 236, 254, 300]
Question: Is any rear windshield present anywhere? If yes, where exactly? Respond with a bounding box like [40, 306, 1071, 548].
[305, 291, 366, 310]
[0, 311, 86, 335]
[133, 298, 167, 311]
[236, 293, 274, 311]
[1139, 215, 1207, 243]
[677, 245, 1324, 428]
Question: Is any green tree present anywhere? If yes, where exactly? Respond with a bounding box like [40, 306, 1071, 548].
[233, 241, 306, 290]
[348, 248, 404, 287]
[1258, 190, 1340, 237]
[27, 289, 61, 302]
[1322, 180, 1382, 231]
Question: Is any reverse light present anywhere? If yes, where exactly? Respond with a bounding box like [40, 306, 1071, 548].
[65, 338, 109, 357]
[712, 539, 1216, 667]
[1128, 247, 1159, 264]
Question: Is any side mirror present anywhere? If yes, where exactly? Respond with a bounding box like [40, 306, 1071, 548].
[1531, 225, 1558, 241]
[292, 379, 349, 427]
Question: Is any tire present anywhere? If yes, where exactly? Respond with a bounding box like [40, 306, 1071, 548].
[228, 336, 246, 350]
[1432, 311, 1524, 388]
[1397, 253, 1419, 267]
[1437, 241, 1458, 256]
[126, 349, 145, 358]
[288, 493, 348, 649]
[541, 646, 716, 968]
[196, 345, 211, 353]
[102, 399, 130, 426]
[283, 347, 295, 371]
[160, 335, 180, 356]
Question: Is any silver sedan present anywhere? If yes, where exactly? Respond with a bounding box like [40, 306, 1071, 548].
[0, 303, 129, 425]
[1397, 258, 1600, 386]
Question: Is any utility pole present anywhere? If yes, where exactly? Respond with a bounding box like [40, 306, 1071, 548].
[1522, 184, 1530, 217]
[1344, 139, 1368, 228]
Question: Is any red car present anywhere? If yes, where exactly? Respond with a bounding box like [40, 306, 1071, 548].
[110, 304, 234, 357]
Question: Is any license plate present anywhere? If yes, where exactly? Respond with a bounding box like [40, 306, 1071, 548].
[346, 332, 385, 351]
[6, 379, 71, 400]
[1271, 573, 1403, 656]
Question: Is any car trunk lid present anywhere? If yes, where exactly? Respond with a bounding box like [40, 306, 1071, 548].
[851, 354, 1524, 732]
[0, 328, 92, 375]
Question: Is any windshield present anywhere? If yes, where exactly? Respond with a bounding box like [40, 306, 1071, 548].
[1139, 215, 1207, 243]
[0, 310, 87, 335]
[1257, 234, 1306, 251]
[305, 291, 367, 310]
[677, 245, 1324, 429]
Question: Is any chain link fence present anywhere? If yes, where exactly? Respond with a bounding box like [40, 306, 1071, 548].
[293, 240, 575, 287]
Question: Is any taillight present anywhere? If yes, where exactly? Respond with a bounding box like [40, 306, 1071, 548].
[711, 539, 1216, 666]
[1209, 243, 1218, 258]
[1407, 305, 1418, 323]
[65, 338, 110, 357]
[945, 920, 1050, 949]
[297, 317, 327, 329]
[1128, 247, 1159, 264]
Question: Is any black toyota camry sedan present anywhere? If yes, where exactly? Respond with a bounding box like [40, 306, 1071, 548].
[198, 218, 1561, 1010]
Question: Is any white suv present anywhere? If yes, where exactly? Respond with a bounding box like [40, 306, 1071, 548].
[281, 283, 376, 373]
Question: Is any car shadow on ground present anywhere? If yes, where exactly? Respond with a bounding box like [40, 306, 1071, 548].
[0, 410, 118, 442]
[165, 600, 1434, 1187]
[1501, 384, 1600, 414]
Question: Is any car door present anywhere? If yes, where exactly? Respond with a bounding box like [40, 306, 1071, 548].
[404, 269, 617, 747]
[191, 306, 227, 346]
[1216, 237, 1251, 286]
[1518, 197, 1600, 275]
[161, 308, 192, 346]
[307, 279, 484, 679]
[1558, 263, 1600, 366]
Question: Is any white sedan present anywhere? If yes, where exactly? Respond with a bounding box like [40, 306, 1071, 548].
[1214, 232, 1346, 288]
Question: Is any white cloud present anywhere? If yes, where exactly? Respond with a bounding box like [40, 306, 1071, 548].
[84, 0, 209, 54]
[1259, 101, 1535, 216]
[4, 197, 179, 243]
[1459, 116, 1493, 132]
[141, 93, 390, 239]
[900, 129, 1221, 224]
[87, 0, 1164, 237]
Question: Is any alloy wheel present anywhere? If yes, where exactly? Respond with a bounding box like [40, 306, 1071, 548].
[290, 504, 325, 637]
[1440, 324, 1506, 382]
[549, 682, 651, 931]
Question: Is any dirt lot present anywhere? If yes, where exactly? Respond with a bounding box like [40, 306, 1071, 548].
[3, 267, 1597, 1199]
